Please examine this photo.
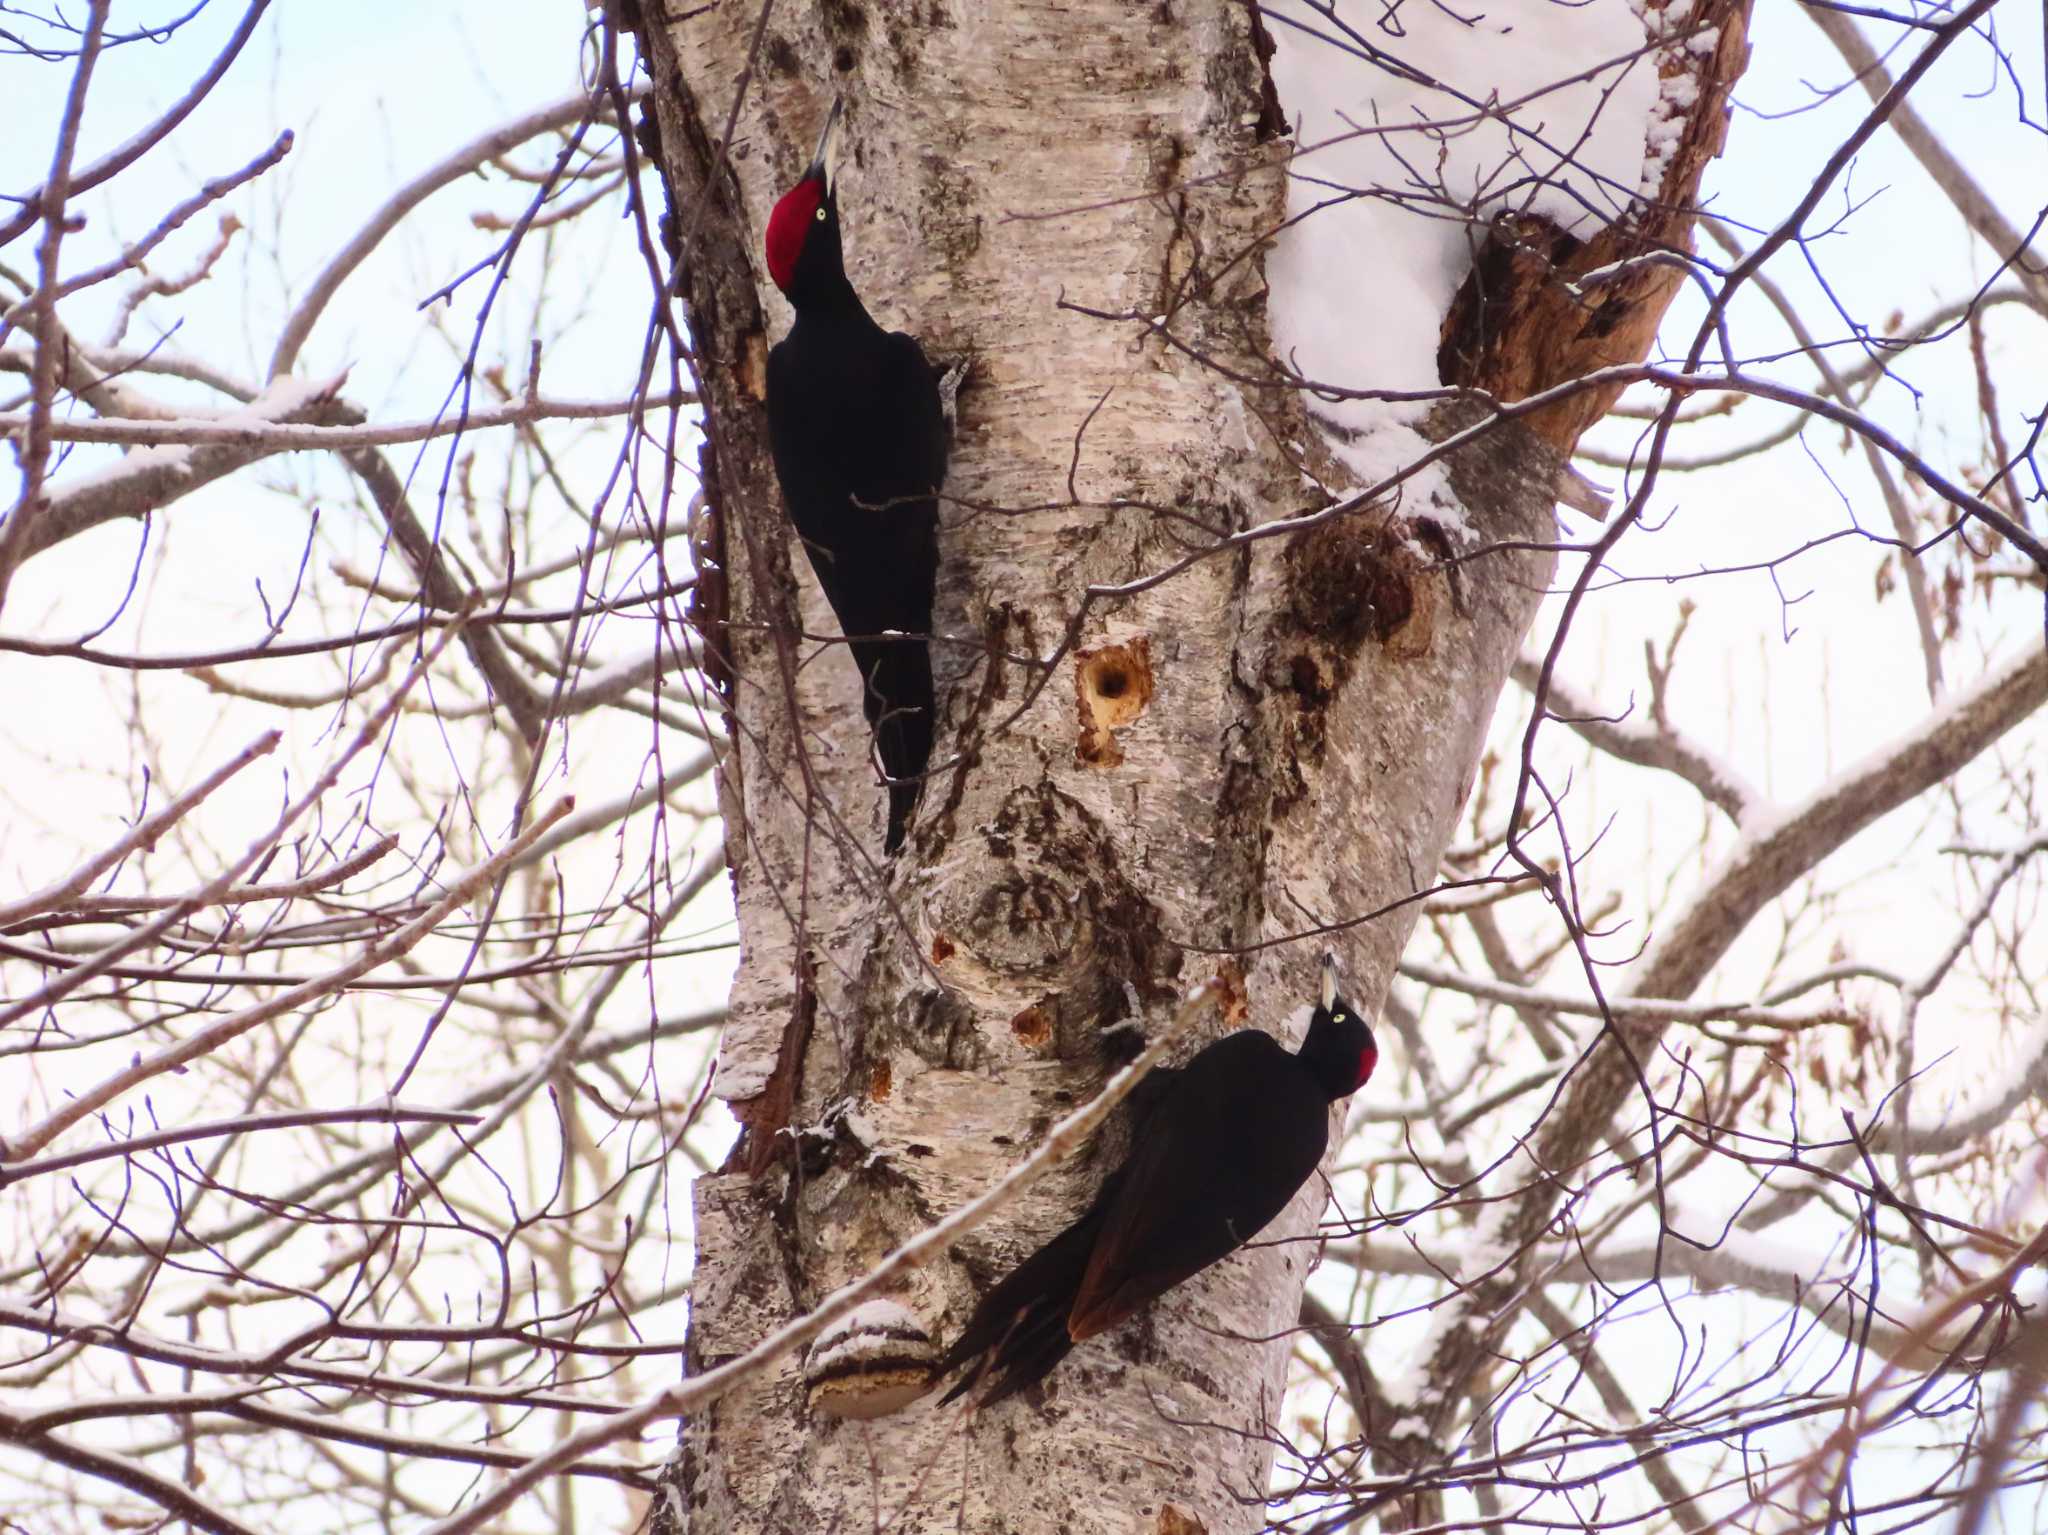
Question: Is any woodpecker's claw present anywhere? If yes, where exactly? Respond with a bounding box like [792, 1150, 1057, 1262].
[937, 358, 969, 439]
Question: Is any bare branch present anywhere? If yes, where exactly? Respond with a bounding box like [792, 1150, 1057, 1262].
[0, 1407, 264, 1535]
[0, 0, 275, 250]
[268, 87, 640, 379]
[0, 730, 280, 928]
[1807, 5, 2048, 313]
[0, 0, 109, 619]
[0, 1104, 482, 1187]
[1511, 655, 1762, 824]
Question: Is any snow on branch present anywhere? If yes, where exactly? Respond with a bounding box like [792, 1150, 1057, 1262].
[1383, 635, 2047, 1454]
[1397, 959, 1857, 1035]
[9, 373, 348, 565]
[0, 389, 694, 454]
[1638, 640, 2048, 1000]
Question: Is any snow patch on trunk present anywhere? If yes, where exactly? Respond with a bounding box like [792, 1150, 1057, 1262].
[1264, 0, 1658, 483]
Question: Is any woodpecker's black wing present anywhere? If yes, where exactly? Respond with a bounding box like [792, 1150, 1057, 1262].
[1120, 1058, 1184, 1130]
[1067, 1030, 1329, 1341]
[935, 1060, 1184, 1405]
[875, 330, 950, 494]
[765, 321, 945, 853]
[934, 1190, 1112, 1407]
[846, 332, 944, 853]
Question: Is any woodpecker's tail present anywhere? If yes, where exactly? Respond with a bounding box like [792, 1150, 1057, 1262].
[852, 635, 934, 856]
[885, 779, 920, 857]
[936, 1189, 1121, 1407]
[937, 1292, 1078, 1409]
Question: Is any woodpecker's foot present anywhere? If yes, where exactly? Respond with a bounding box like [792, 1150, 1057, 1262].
[936, 356, 971, 439]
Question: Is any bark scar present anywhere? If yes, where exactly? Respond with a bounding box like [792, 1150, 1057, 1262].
[730, 949, 818, 1178]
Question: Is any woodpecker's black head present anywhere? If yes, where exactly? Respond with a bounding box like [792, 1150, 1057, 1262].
[765, 98, 849, 309]
[1297, 952, 1376, 1102]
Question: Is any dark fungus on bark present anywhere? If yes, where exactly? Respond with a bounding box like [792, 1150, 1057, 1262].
[1277, 514, 1438, 773]
[946, 782, 1185, 1058]
[1290, 518, 1419, 651]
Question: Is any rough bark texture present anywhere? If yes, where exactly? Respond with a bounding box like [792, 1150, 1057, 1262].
[630, 3, 1746, 1531]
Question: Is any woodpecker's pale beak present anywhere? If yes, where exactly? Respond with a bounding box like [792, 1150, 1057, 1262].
[806, 97, 843, 194]
[1319, 951, 1341, 1012]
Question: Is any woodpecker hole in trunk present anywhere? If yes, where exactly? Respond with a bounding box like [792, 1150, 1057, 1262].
[1075, 636, 1155, 766]
[1010, 1004, 1055, 1051]
[1214, 959, 1250, 1025]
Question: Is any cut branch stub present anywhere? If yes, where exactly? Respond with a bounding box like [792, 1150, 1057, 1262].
[1435, 209, 1668, 449]
[728, 951, 817, 1179]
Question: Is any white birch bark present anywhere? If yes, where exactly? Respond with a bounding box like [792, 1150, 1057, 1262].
[630, 2, 1750, 1529]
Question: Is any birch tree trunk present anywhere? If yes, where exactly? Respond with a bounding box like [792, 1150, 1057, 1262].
[630, 3, 1751, 1530]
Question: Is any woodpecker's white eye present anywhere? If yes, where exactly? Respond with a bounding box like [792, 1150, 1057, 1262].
[815, 206, 827, 222]
[1333, 1011, 1347, 1022]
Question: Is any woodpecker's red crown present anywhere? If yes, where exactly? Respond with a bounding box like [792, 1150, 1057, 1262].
[765, 98, 843, 295]
[765, 176, 825, 292]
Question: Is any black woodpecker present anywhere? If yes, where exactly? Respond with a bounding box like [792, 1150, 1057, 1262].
[763, 99, 948, 856]
[936, 955, 1378, 1406]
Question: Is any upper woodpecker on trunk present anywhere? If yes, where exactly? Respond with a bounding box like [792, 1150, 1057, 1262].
[936, 955, 1378, 1406]
[763, 99, 948, 856]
